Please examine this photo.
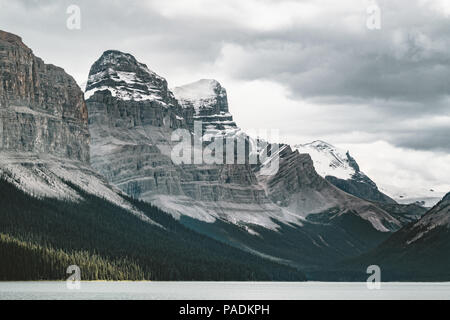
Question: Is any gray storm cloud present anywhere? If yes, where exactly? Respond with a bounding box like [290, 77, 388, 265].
[0, 0, 449, 155]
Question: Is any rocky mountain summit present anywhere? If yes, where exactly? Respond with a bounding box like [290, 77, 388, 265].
[85, 50, 401, 231]
[0, 30, 89, 162]
[0, 30, 151, 221]
[85, 50, 416, 269]
[2, 29, 447, 281]
[85, 50, 193, 129]
[0, 31, 308, 281]
[85, 50, 290, 230]
[257, 144, 401, 232]
[173, 79, 237, 133]
[295, 141, 395, 203]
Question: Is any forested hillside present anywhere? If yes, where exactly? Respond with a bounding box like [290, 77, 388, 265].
[0, 179, 305, 281]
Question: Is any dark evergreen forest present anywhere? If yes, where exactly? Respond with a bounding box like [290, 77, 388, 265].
[0, 179, 305, 281]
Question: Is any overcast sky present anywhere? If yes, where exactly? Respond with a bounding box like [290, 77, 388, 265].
[0, 0, 449, 198]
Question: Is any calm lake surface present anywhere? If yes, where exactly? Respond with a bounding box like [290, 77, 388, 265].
[0, 282, 449, 300]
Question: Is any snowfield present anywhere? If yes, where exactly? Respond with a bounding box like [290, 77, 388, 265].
[294, 140, 356, 180]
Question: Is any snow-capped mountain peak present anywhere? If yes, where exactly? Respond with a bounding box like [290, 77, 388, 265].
[293, 140, 396, 204]
[294, 140, 356, 180]
[0, 34, 157, 226]
[85, 50, 176, 105]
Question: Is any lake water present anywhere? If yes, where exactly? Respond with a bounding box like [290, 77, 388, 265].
[0, 282, 449, 300]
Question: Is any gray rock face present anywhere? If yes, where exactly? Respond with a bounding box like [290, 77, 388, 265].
[85, 49, 420, 270]
[86, 51, 290, 229]
[325, 175, 396, 204]
[259, 145, 326, 208]
[86, 51, 200, 202]
[257, 144, 402, 232]
[177, 163, 269, 203]
[86, 50, 405, 234]
[0, 30, 89, 163]
[0, 30, 154, 223]
[173, 79, 237, 132]
[87, 97, 185, 199]
[86, 50, 187, 199]
[86, 50, 194, 130]
[326, 150, 396, 204]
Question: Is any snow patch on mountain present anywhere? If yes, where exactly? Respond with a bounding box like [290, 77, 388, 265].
[94, 50, 165, 82]
[294, 141, 356, 180]
[85, 69, 169, 103]
[0, 153, 158, 226]
[150, 194, 306, 231]
[84, 50, 173, 106]
[257, 145, 401, 232]
[85, 85, 166, 103]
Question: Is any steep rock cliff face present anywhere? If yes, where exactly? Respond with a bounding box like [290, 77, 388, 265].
[256, 145, 401, 232]
[85, 50, 410, 268]
[0, 30, 153, 223]
[85, 50, 193, 130]
[85, 50, 191, 200]
[85, 51, 291, 230]
[0, 30, 89, 163]
[173, 79, 237, 133]
[85, 50, 404, 233]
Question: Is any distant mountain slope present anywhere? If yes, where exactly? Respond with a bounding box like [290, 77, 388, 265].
[257, 144, 401, 233]
[85, 51, 287, 230]
[1, 29, 442, 281]
[373, 202, 427, 225]
[0, 178, 305, 281]
[294, 141, 396, 204]
[0, 30, 306, 281]
[348, 192, 450, 281]
[84, 50, 410, 273]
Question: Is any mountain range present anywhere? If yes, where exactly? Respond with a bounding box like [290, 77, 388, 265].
[0, 30, 448, 281]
